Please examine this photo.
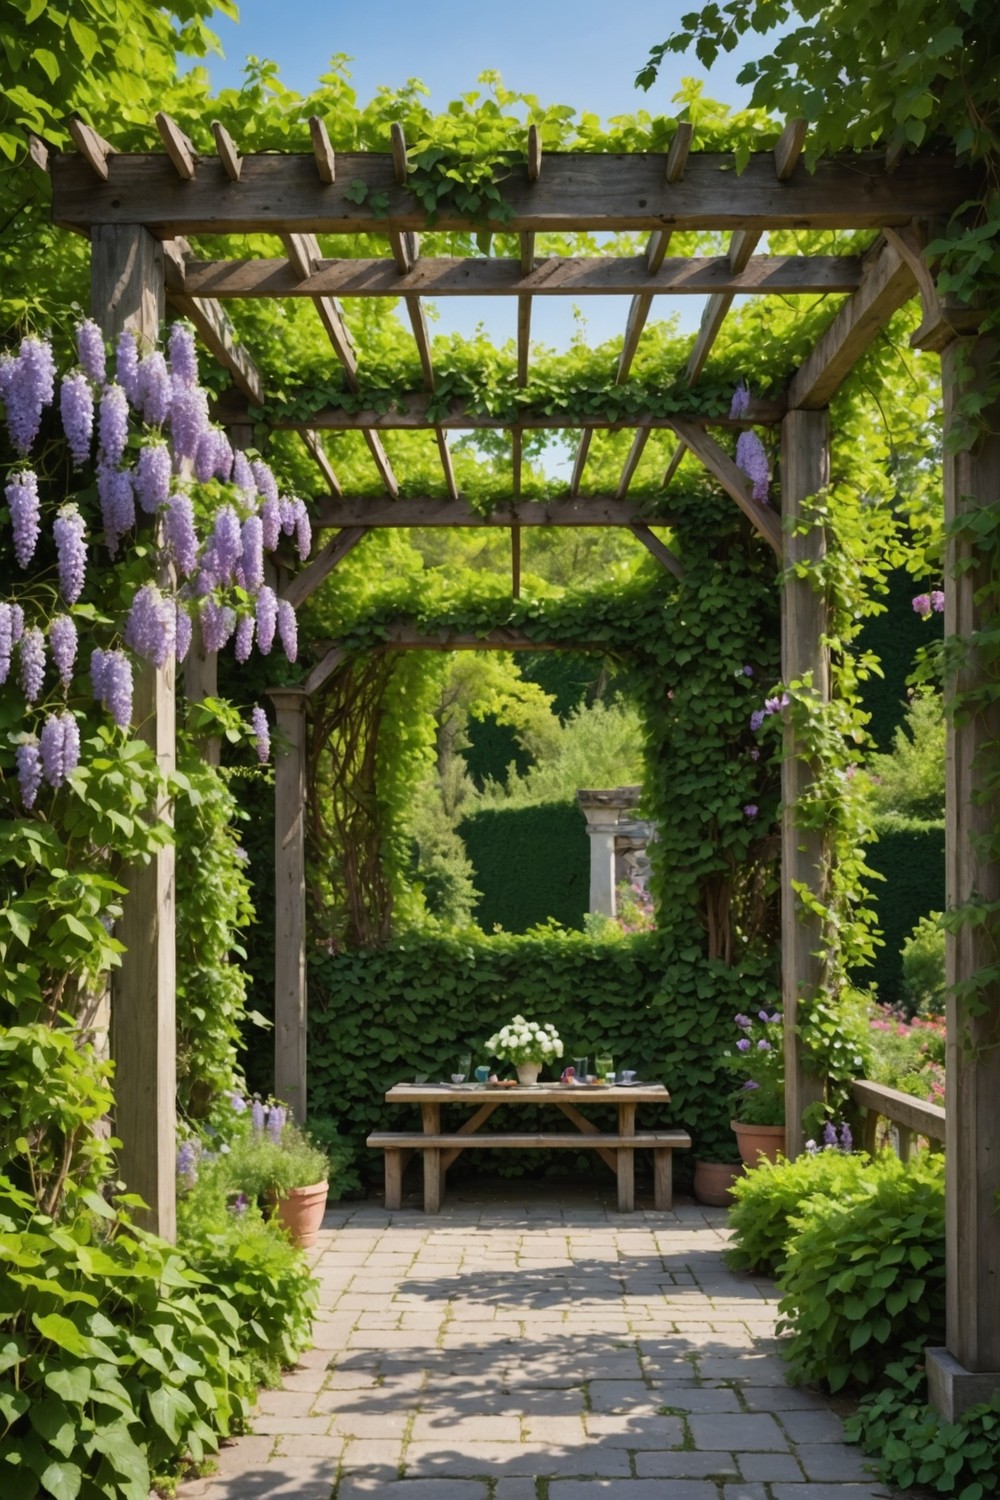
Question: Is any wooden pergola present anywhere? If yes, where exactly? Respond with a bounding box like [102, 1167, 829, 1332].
[47, 111, 998, 1416]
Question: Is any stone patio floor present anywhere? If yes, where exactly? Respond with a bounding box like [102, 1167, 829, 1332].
[175, 1180, 903, 1500]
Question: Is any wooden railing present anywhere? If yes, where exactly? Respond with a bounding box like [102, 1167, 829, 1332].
[852, 1079, 946, 1158]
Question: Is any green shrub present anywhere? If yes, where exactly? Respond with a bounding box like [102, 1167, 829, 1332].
[776, 1150, 945, 1391]
[846, 1360, 1000, 1500]
[900, 911, 946, 1017]
[726, 1149, 871, 1275]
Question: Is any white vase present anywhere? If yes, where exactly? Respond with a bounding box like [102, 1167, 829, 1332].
[516, 1061, 542, 1086]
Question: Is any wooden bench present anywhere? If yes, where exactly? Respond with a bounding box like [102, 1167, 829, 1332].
[366, 1128, 692, 1213]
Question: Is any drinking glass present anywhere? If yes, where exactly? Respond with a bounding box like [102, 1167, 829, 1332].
[454, 1053, 471, 1083]
[474, 1065, 491, 1085]
[573, 1056, 589, 1085]
[595, 1052, 614, 1083]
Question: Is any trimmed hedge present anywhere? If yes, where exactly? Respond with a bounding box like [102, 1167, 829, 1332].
[306, 931, 778, 1185]
[859, 820, 945, 1005]
[458, 801, 589, 933]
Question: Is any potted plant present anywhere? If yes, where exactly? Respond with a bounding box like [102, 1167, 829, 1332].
[485, 1015, 564, 1085]
[692, 1142, 744, 1206]
[724, 1008, 786, 1166]
[225, 1097, 331, 1248]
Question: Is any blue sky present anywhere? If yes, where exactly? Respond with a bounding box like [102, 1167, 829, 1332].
[192, 1, 779, 353]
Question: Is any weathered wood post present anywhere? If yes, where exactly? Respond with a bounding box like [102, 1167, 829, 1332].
[780, 407, 830, 1157]
[94, 225, 177, 1240]
[269, 686, 309, 1120]
[926, 336, 1000, 1417]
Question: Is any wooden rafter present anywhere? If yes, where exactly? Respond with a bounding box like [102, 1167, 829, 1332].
[628, 523, 684, 579]
[155, 112, 196, 180]
[308, 115, 336, 182]
[312, 496, 681, 529]
[211, 121, 241, 181]
[67, 116, 114, 179]
[615, 428, 652, 501]
[51, 150, 977, 234]
[173, 253, 865, 300]
[269, 392, 784, 432]
[281, 526, 368, 610]
[667, 418, 783, 555]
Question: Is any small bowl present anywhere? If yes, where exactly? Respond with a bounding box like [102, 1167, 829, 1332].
[450, 1073, 467, 1084]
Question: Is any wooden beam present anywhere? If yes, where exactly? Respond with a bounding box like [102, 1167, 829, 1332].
[211, 121, 241, 181]
[281, 526, 368, 609]
[313, 496, 678, 528]
[303, 646, 346, 698]
[666, 122, 694, 182]
[667, 417, 784, 555]
[97, 225, 175, 1242]
[774, 118, 807, 180]
[686, 228, 761, 384]
[28, 133, 50, 173]
[787, 237, 915, 409]
[883, 224, 983, 352]
[780, 408, 830, 1158]
[512, 429, 523, 498]
[527, 124, 542, 182]
[279, 231, 359, 384]
[308, 115, 336, 182]
[50, 150, 979, 235]
[569, 431, 592, 496]
[436, 432, 458, 500]
[390, 122, 408, 185]
[303, 628, 606, 695]
[615, 427, 651, 500]
[299, 430, 342, 497]
[269, 688, 308, 1122]
[661, 443, 686, 488]
[627, 523, 683, 579]
[405, 295, 435, 387]
[155, 111, 197, 180]
[174, 253, 865, 300]
[68, 116, 114, 180]
[270, 392, 785, 432]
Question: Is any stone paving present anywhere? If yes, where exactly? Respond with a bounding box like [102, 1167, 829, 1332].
[175, 1181, 901, 1500]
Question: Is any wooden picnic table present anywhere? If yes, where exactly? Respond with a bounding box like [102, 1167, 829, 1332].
[367, 1081, 690, 1214]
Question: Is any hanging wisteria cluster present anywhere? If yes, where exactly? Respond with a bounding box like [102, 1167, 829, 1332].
[1, 321, 308, 810]
[729, 381, 770, 504]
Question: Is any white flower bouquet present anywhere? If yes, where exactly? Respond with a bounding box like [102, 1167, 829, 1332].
[485, 1015, 564, 1066]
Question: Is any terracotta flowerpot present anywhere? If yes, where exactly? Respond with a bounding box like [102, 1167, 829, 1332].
[516, 1062, 542, 1086]
[693, 1159, 743, 1206]
[266, 1179, 329, 1248]
[730, 1121, 785, 1167]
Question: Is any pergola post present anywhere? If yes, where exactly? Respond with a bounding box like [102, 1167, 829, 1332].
[96, 225, 177, 1240]
[270, 687, 309, 1121]
[780, 407, 830, 1157]
[926, 336, 1000, 1419]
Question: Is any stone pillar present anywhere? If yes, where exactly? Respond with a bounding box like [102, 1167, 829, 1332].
[269, 687, 308, 1121]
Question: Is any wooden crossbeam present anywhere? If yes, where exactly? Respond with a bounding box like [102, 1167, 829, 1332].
[281, 526, 368, 610]
[667, 418, 783, 555]
[155, 112, 197, 180]
[212, 121, 241, 181]
[303, 626, 601, 695]
[308, 116, 336, 182]
[787, 237, 915, 409]
[50, 151, 978, 235]
[686, 229, 761, 384]
[269, 392, 784, 432]
[68, 117, 114, 179]
[312, 496, 680, 529]
[774, 118, 807, 181]
[569, 431, 593, 497]
[162, 239, 265, 405]
[616, 428, 651, 500]
[661, 443, 686, 488]
[628, 523, 684, 579]
[666, 122, 694, 183]
[174, 254, 865, 300]
[300, 432, 342, 498]
[527, 124, 542, 182]
[882, 224, 981, 352]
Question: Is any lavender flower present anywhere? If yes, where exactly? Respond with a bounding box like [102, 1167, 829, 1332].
[930, 590, 945, 614]
[734, 1014, 752, 1029]
[177, 1139, 199, 1184]
[77, 319, 106, 385]
[251, 1098, 266, 1133]
[7, 471, 40, 567]
[749, 709, 765, 732]
[137, 351, 171, 427]
[736, 1038, 751, 1053]
[230, 1092, 248, 1114]
[241, 514, 264, 590]
[98, 463, 135, 556]
[16, 740, 42, 809]
[175, 604, 193, 664]
[168, 322, 199, 387]
[277, 598, 297, 663]
[200, 599, 236, 653]
[135, 443, 172, 513]
[251, 459, 278, 507]
[912, 593, 931, 618]
[735, 430, 770, 503]
[729, 380, 750, 419]
[232, 450, 256, 501]
[823, 1120, 838, 1147]
[840, 1122, 853, 1152]
[163, 491, 198, 576]
[49, 614, 78, 687]
[743, 803, 758, 819]
[260, 495, 281, 551]
[169, 381, 209, 464]
[5, 336, 56, 454]
[54, 504, 87, 603]
[250, 704, 270, 762]
[256, 585, 278, 654]
[757, 1039, 771, 1051]
[60, 371, 95, 466]
[116, 330, 141, 405]
[125, 583, 176, 668]
[230, 1192, 249, 1216]
[91, 647, 133, 729]
[19, 626, 45, 703]
[267, 1104, 287, 1143]
[98, 383, 130, 465]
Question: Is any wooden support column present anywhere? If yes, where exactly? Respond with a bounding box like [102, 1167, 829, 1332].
[780, 407, 830, 1158]
[270, 687, 309, 1122]
[926, 337, 1000, 1419]
[97, 225, 177, 1240]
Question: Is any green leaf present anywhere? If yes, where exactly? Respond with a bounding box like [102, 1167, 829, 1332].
[37, 1460, 82, 1500]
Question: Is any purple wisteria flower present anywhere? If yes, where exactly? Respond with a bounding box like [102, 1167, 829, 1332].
[251, 459, 279, 507]
[256, 585, 278, 654]
[163, 492, 198, 576]
[168, 322, 199, 387]
[735, 430, 770, 503]
[91, 647, 133, 729]
[734, 1014, 752, 1029]
[125, 583, 176, 668]
[98, 463, 135, 556]
[54, 504, 87, 603]
[279, 496, 297, 537]
[743, 803, 758, 819]
[260, 495, 281, 551]
[175, 604, 193, 664]
[10, 603, 23, 643]
[232, 450, 256, 501]
[49, 614, 78, 687]
[177, 1139, 199, 1184]
[757, 1038, 771, 1051]
[250, 704, 270, 763]
[169, 381, 209, 463]
[5, 335, 56, 454]
[40, 711, 80, 787]
[7, 470, 40, 567]
[210, 506, 242, 584]
[251, 1098, 266, 1133]
[116, 330, 141, 406]
[200, 599, 236, 653]
[267, 1103, 287, 1143]
[294, 498, 312, 561]
[77, 319, 106, 385]
[60, 371, 95, 466]
[16, 740, 42, 809]
[736, 1038, 751, 1052]
[277, 598, 297, 663]
[135, 443, 172, 513]
[764, 693, 790, 715]
[137, 351, 171, 427]
[930, 590, 945, 613]
[729, 380, 750, 419]
[840, 1122, 853, 1152]
[823, 1120, 838, 1147]
[742, 664, 754, 677]
[912, 593, 931, 618]
[194, 428, 220, 483]
[98, 382, 130, 465]
[749, 747, 760, 761]
[19, 626, 46, 703]
[241, 514, 264, 590]
[230, 1092, 248, 1114]
[0, 603, 14, 686]
[234, 612, 255, 663]
[213, 429, 233, 482]
[749, 709, 765, 732]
